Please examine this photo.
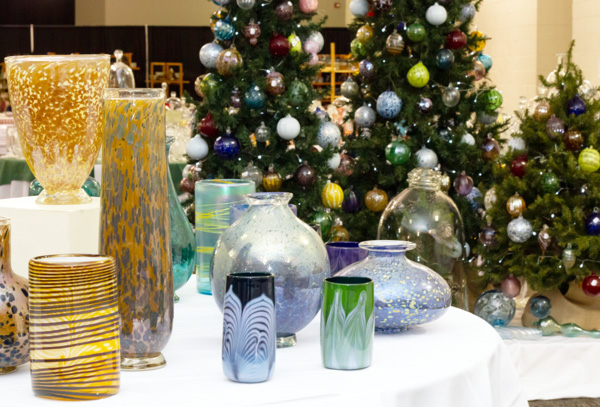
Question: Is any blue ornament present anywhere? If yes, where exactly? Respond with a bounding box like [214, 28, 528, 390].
[478, 54, 493, 71]
[214, 19, 235, 42]
[530, 295, 551, 319]
[567, 95, 587, 116]
[244, 85, 266, 109]
[466, 187, 483, 210]
[586, 209, 600, 235]
[474, 290, 516, 327]
[435, 49, 454, 70]
[376, 90, 402, 119]
[214, 130, 241, 159]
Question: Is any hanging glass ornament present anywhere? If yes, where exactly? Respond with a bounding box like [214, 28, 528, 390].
[469, 31, 486, 52]
[288, 33, 302, 54]
[478, 54, 493, 71]
[341, 77, 359, 98]
[567, 95, 587, 116]
[244, 85, 266, 109]
[484, 187, 497, 210]
[351, 39, 366, 58]
[507, 136, 526, 151]
[426, 2, 447, 26]
[357, 24, 374, 44]
[240, 162, 263, 186]
[255, 122, 271, 143]
[385, 140, 411, 165]
[304, 39, 320, 54]
[311, 210, 333, 239]
[541, 172, 560, 194]
[545, 115, 565, 140]
[530, 295, 552, 319]
[479, 223, 497, 247]
[415, 146, 438, 169]
[435, 49, 454, 69]
[376, 90, 402, 119]
[562, 244, 576, 270]
[307, 31, 325, 53]
[288, 80, 310, 106]
[364, 187, 388, 212]
[216, 46, 243, 77]
[335, 154, 355, 177]
[201, 73, 220, 96]
[244, 20, 261, 45]
[446, 30, 467, 49]
[194, 75, 204, 97]
[275, 0, 294, 20]
[579, 148, 600, 173]
[507, 215, 533, 244]
[354, 105, 376, 128]
[453, 171, 473, 196]
[322, 182, 344, 209]
[418, 97, 433, 114]
[483, 89, 503, 111]
[468, 60, 486, 81]
[407, 22, 426, 42]
[228, 87, 242, 109]
[349, 0, 369, 17]
[586, 208, 600, 235]
[564, 129, 584, 151]
[459, 3, 476, 22]
[199, 42, 223, 69]
[299, 0, 318, 13]
[538, 224, 552, 255]
[214, 128, 241, 160]
[186, 134, 209, 161]
[438, 128, 452, 141]
[478, 111, 498, 125]
[237, 0, 255, 9]
[342, 188, 360, 213]
[582, 274, 600, 297]
[361, 83, 373, 98]
[461, 133, 475, 145]
[386, 30, 405, 55]
[270, 33, 290, 57]
[266, 70, 285, 96]
[277, 115, 301, 141]
[262, 165, 283, 192]
[506, 193, 526, 218]
[327, 153, 341, 170]
[510, 154, 528, 178]
[440, 172, 451, 193]
[294, 162, 316, 187]
[501, 275, 521, 299]
[442, 85, 460, 107]
[407, 62, 430, 88]
[317, 121, 341, 148]
[200, 112, 219, 138]
[359, 59, 375, 79]
[214, 19, 235, 41]
[534, 101, 551, 121]
[481, 135, 500, 160]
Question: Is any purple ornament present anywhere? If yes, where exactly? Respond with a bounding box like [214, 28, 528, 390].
[359, 59, 375, 79]
[567, 95, 587, 116]
[586, 208, 600, 236]
[418, 97, 433, 114]
[453, 171, 474, 196]
[501, 274, 521, 299]
[479, 225, 497, 246]
[326, 242, 368, 276]
[545, 115, 565, 140]
[342, 188, 360, 213]
[213, 131, 241, 159]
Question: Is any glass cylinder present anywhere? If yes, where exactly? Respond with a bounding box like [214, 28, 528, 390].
[222, 272, 276, 383]
[377, 168, 468, 309]
[195, 179, 256, 295]
[0, 217, 29, 375]
[28, 255, 120, 400]
[167, 136, 195, 301]
[5, 54, 110, 204]
[100, 88, 172, 370]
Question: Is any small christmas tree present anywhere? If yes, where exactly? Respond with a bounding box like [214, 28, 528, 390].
[478, 43, 600, 299]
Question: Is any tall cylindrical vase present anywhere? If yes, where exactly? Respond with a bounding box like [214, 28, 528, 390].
[195, 180, 255, 295]
[100, 89, 173, 371]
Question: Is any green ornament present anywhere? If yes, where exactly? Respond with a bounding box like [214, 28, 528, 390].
[351, 39, 366, 58]
[541, 172, 560, 193]
[288, 80, 310, 107]
[385, 140, 411, 165]
[201, 73, 220, 96]
[311, 210, 332, 240]
[407, 62, 430, 88]
[407, 22, 426, 42]
[483, 89, 503, 111]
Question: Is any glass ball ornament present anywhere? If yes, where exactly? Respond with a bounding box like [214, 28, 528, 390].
[442, 85, 460, 107]
[254, 122, 271, 143]
[327, 153, 341, 170]
[288, 80, 310, 106]
[194, 75, 204, 97]
[244, 85, 266, 109]
[545, 115, 565, 140]
[357, 24, 374, 44]
[201, 73, 220, 96]
[341, 77, 359, 98]
[359, 59, 375, 80]
[386, 30, 405, 55]
[510, 154, 528, 178]
[481, 136, 500, 161]
[354, 105, 376, 128]
[445, 30, 467, 50]
[564, 129, 584, 151]
[335, 154, 355, 177]
[466, 186, 483, 210]
[453, 171, 473, 196]
[269, 33, 290, 57]
[407, 62, 430, 88]
[275, 0, 294, 20]
[307, 31, 325, 53]
[474, 290, 516, 327]
[299, 0, 318, 13]
[418, 97, 433, 114]
[288, 33, 302, 54]
[426, 2, 447, 26]
[262, 165, 283, 192]
[484, 187, 497, 210]
[469, 31, 486, 52]
[415, 146, 438, 169]
[330, 225, 350, 242]
[567, 95, 587, 116]
[507, 215, 533, 243]
[582, 274, 600, 296]
[342, 188, 360, 213]
[407, 22, 426, 42]
[229, 87, 242, 108]
[277, 115, 301, 141]
[506, 193, 526, 218]
[534, 101, 552, 122]
[376, 90, 402, 119]
[304, 39, 319, 54]
[507, 136, 526, 152]
[322, 182, 344, 209]
[349, 0, 369, 17]
[240, 162, 263, 186]
[200, 112, 219, 138]
[501, 275, 521, 299]
[199, 42, 223, 69]
[468, 60, 486, 81]
[361, 83, 373, 98]
[214, 19, 235, 41]
[541, 172, 560, 194]
[237, 0, 255, 9]
[579, 148, 600, 173]
[479, 224, 497, 246]
[317, 121, 342, 148]
[351, 39, 366, 58]
[478, 54, 493, 71]
[459, 3, 476, 22]
[214, 129, 241, 160]
[216, 46, 243, 77]
[266, 70, 285, 96]
[562, 244, 576, 270]
[186, 134, 209, 161]
[364, 187, 388, 212]
[478, 111, 498, 125]
[440, 172, 451, 193]
[529, 295, 551, 319]
[483, 89, 503, 111]
[243, 20, 261, 45]
[311, 210, 332, 238]
[461, 133, 475, 145]
[294, 162, 316, 187]
[385, 140, 411, 165]
[438, 128, 452, 141]
[585, 208, 600, 235]
[435, 49, 454, 70]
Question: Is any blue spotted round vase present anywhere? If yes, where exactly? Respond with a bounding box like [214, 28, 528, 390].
[337, 240, 451, 334]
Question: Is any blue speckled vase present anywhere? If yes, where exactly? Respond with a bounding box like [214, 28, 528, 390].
[338, 241, 451, 334]
[211, 192, 330, 347]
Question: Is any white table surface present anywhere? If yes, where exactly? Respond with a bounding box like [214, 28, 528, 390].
[4, 280, 527, 407]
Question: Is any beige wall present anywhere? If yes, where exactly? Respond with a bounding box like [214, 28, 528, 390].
[573, 0, 600, 85]
[75, 0, 106, 26]
[537, 0, 572, 80]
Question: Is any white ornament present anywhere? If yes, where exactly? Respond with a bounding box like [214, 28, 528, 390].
[317, 121, 342, 148]
[277, 115, 301, 140]
[199, 42, 223, 70]
[507, 215, 533, 243]
[507, 136, 526, 152]
[484, 187, 497, 210]
[236, 0, 255, 9]
[186, 134, 209, 160]
[461, 133, 475, 145]
[307, 31, 325, 53]
[349, 0, 369, 17]
[415, 146, 438, 169]
[354, 105, 376, 128]
[426, 3, 447, 26]
[327, 152, 341, 170]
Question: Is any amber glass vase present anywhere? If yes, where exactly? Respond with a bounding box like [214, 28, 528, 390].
[5, 55, 110, 204]
[100, 89, 173, 370]
[29, 255, 120, 400]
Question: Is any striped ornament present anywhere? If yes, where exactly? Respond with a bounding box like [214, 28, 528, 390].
[322, 182, 344, 209]
[29, 255, 120, 401]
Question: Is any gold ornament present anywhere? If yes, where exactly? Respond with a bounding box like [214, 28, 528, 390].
[440, 172, 451, 193]
[506, 193, 526, 218]
[385, 30, 405, 55]
[330, 225, 350, 242]
[357, 24, 374, 44]
[534, 101, 551, 122]
[365, 187, 389, 212]
[469, 31, 486, 52]
[262, 165, 283, 192]
[216, 46, 243, 77]
[322, 181, 344, 209]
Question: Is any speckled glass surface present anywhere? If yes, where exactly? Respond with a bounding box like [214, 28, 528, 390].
[338, 241, 451, 334]
[211, 192, 330, 346]
[5, 55, 110, 204]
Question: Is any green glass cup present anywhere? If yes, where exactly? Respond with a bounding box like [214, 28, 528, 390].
[320, 276, 374, 370]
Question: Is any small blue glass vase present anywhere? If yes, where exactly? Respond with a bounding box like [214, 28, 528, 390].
[337, 240, 451, 334]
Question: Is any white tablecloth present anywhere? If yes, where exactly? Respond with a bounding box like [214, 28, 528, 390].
[0, 180, 28, 199]
[4, 281, 527, 407]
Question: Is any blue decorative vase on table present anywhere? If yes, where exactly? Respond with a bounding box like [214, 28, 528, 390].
[211, 192, 330, 347]
[337, 240, 451, 333]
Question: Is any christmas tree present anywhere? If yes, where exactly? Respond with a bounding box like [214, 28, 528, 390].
[183, 0, 338, 228]
[336, 0, 507, 244]
[477, 44, 600, 297]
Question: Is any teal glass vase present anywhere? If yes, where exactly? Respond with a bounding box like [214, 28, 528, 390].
[167, 136, 195, 301]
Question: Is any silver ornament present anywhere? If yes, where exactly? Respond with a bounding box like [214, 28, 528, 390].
[349, 0, 369, 16]
[240, 162, 263, 186]
[199, 42, 223, 69]
[307, 31, 325, 53]
[484, 186, 497, 210]
[354, 105, 376, 128]
[461, 133, 475, 145]
[415, 146, 438, 169]
[442, 86, 460, 107]
[341, 77, 359, 98]
[186, 134, 209, 160]
[507, 137, 526, 152]
[255, 122, 271, 142]
[507, 215, 533, 243]
[459, 3, 476, 22]
[562, 243, 576, 270]
[237, 0, 255, 9]
[317, 121, 342, 148]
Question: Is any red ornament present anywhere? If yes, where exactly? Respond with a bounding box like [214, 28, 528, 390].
[510, 154, 528, 178]
[582, 274, 600, 296]
[269, 33, 290, 58]
[200, 113, 219, 138]
[446, 30, 467, 50]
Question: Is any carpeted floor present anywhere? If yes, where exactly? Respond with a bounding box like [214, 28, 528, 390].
[531, 399, 600, 407]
